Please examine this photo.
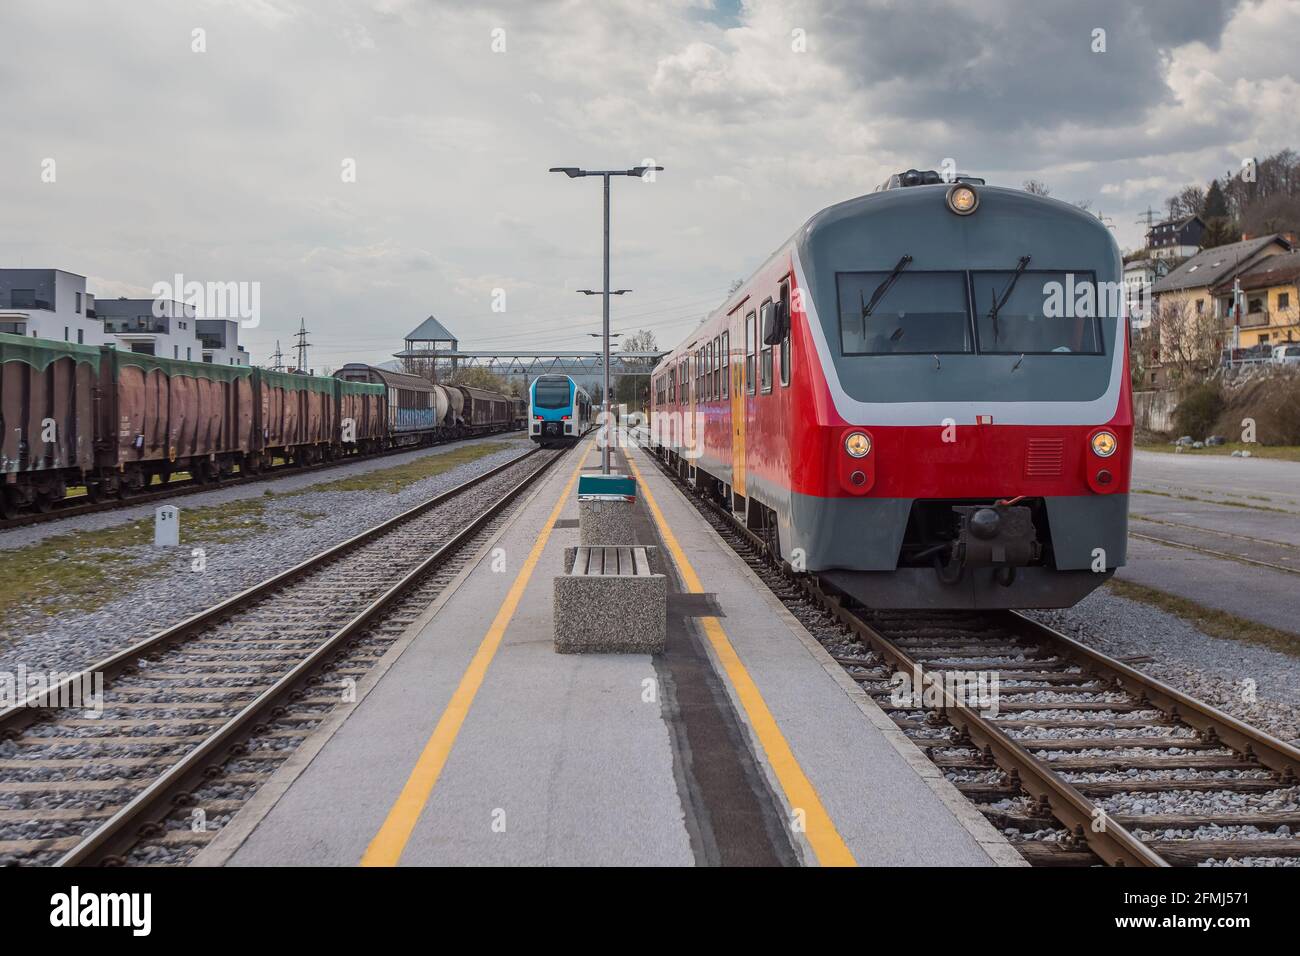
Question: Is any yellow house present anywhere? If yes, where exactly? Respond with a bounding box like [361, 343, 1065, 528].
[1215, 249, 1300, 348]
[1147, 234, 1290, 384]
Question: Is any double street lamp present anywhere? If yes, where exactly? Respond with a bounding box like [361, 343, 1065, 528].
[549, 165, 663, 474]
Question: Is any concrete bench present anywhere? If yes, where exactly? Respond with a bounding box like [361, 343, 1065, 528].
[577, 473, 638, 545]
[554, 546, 666, 654]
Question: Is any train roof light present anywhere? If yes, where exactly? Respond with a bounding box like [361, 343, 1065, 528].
[946, 184, 979, 215]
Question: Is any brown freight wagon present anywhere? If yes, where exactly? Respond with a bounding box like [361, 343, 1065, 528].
[335, 377, 386, 454]
[253, 369, 339, 467]
[0, 333, 98, 516]
[95, 349, 255, 494]
[456, 385, 512, 430]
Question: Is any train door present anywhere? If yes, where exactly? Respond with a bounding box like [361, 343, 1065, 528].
[687, 350, 696, 463]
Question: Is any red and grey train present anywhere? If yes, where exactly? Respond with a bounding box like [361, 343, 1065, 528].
[650, 171, 1132, 609]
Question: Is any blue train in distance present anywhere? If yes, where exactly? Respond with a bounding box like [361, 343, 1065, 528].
[529, 374, 593, 447]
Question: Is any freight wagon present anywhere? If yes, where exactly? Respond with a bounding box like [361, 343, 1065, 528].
[332, 364, 518, 441]
[0, 334, 388, 517]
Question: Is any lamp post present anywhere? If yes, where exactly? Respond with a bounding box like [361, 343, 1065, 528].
[549, 166, 663, 474]
[579, 290, 628, 417]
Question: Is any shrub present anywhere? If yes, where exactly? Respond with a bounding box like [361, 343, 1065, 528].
[1172, 382, 1226, 440]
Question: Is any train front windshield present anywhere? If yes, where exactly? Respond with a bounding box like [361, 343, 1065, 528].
[839, 272, 970, 355]
[534, 379, 571, 409]
[837, 271, 1106, 357]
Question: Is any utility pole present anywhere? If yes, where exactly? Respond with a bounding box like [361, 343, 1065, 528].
[1232, 276, 1243, 351]
[549, 164, 664, 474]
[269, 339, 285, 372]
[1136, 206, 1159, 249]
[294, 317, 311, 374]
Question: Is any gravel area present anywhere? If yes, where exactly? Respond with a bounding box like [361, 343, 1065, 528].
[0, 436, 530, 677]
[1027, 587, 1300, 747]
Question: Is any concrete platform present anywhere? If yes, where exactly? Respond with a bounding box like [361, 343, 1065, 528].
[201, 436, 1018, 867]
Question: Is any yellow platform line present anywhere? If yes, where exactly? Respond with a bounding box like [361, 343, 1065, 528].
[624, 447, 857, 867]
[361, 443, 592, 866]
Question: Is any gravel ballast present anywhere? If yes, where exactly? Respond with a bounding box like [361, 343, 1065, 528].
[1028, 586, 1300, 748]
[0, 436, 531, 677]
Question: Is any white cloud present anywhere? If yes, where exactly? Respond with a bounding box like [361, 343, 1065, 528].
[1, 0, 1295, 365]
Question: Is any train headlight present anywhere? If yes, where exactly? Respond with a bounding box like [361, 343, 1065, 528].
[1090, 430, 1118, 458]
[844, 431, 872, 458]
[946, 184, 979, 215]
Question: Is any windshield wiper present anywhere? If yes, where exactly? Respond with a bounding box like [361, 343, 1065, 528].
[862, 255, 913, 317]
[987, 255, 1031, 341]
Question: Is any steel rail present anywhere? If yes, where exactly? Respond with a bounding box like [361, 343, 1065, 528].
[1005, 611, 1300, 783]
[52, 447, 562, 866]
[0, 427, 522, 531]
[0, 446, 541, 736]
[1127, 530, 1300, 576]
[803, 580, 1166, 868]
[640, 439, 1300, 867]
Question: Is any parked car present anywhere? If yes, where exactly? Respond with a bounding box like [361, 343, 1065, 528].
[1271, 343, 1300, 366]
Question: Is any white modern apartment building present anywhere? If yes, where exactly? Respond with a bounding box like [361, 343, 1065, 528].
[0, 269, 112, 345]
[97, 297, 204, 361]
[1122, 257, 1169, 330]
[1, 269, 254, 365]
[196, 319, 251, 366]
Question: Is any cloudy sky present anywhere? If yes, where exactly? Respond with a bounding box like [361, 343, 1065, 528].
[3, 0, 1297, 368]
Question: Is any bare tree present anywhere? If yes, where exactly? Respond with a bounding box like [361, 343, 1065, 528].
[616, 329, 660, 407]
[1022, 179, 1051, 196]
[1164, 185, 1205, 221]
[445, 366, 510, 393]
[1149, 298, 1223, 385]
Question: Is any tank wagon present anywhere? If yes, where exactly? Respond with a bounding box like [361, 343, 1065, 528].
[649, 172, 1132, 610]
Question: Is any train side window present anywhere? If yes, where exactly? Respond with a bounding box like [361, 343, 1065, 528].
[721, 331, 730, 397]
[706, 339, 713, 400]
[712, 339, 719, 399]
[745, 312, 756, 395]
[706, 340, 714, 401]
[779, 281, 791, 387]
[716, 335, 723, 397]
[759, 299, 773, 393]
[719, 335, 725, 399]
[711, 337, 719, 399]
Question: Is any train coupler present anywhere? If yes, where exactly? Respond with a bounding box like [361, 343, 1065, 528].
[935, 504, 1042, 587]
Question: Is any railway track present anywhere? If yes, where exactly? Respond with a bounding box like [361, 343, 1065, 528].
[0, 428, 523, 532]
[642, 442, 1300, 867]
[1128, 525, 1300, 576]
[0, 445, 562, 866]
